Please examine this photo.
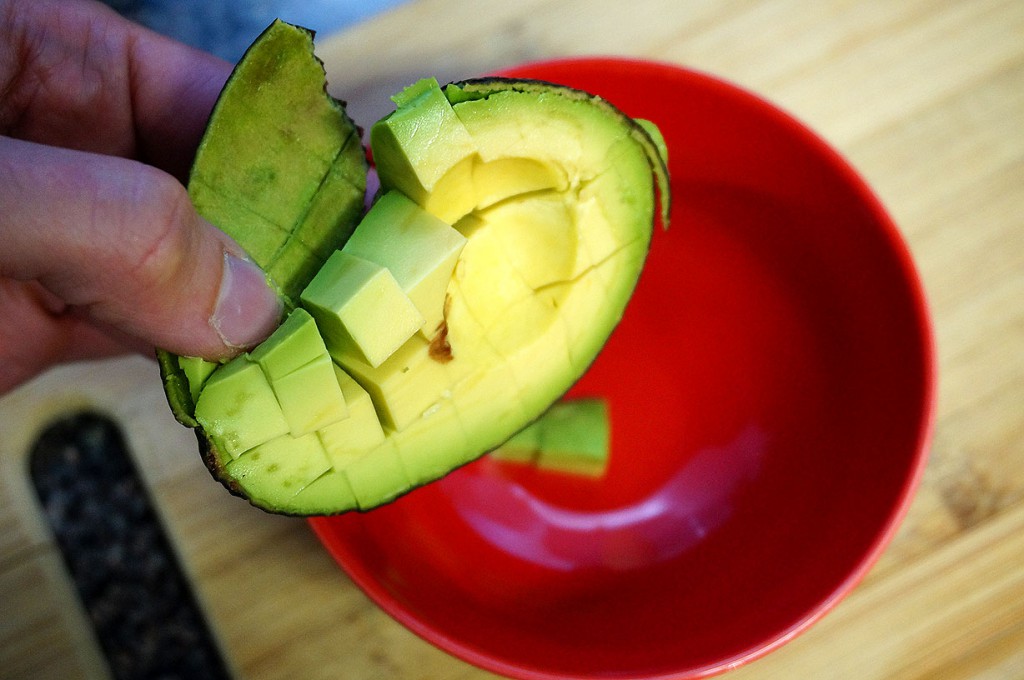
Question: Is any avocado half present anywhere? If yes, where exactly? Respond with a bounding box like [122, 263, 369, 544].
[158, 20, 670, 515]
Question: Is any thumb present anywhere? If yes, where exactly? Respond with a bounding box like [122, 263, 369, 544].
[0, 136, 282, 360]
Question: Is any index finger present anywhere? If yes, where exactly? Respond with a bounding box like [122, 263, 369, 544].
[0, 0, 231, 178]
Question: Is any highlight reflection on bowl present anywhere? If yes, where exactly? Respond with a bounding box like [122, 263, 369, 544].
[453, 424, 766, 572]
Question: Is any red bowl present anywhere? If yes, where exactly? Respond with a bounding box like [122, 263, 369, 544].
[310, 58, 936, 679]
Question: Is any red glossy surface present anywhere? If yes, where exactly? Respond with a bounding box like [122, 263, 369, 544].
[310, 59, 936, 679]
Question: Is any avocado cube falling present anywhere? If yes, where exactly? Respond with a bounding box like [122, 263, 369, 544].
[538, 399, 610, 475]
[490, 398, 611, 477]
[157, 19, 670, 515]
[489, 416, 541, 464]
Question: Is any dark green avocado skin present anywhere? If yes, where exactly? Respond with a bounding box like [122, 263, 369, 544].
[158, 19, 367, 431]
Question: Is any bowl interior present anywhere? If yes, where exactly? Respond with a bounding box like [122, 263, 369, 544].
[311, 59, 934, 679]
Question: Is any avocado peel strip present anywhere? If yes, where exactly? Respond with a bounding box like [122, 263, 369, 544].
[159, 20, 670, 515]
[158, 19, 367, 426]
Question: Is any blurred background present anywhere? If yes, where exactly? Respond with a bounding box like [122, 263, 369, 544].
[99, 0, 409, 61]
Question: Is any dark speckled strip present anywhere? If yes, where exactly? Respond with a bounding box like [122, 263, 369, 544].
[30, 412, 231, 680]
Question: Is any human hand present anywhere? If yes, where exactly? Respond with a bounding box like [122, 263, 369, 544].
[0, 0, 283, 394]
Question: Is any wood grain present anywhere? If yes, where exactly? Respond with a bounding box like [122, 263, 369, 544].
[2, 0, 1022, 678]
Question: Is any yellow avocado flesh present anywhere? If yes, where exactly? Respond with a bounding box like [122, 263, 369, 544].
[183, 70, 665, 515]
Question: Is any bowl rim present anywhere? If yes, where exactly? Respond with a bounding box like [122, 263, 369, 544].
[309, 55, 938, 680]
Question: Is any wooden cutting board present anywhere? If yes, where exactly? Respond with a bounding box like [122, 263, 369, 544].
[3, 0, 1024, 678]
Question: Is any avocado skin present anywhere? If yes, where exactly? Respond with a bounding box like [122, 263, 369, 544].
[195, 428, 252, 504]
[158, 348, 199, 428]
[187, 20, 367, 304]
[158, 19, 367, 429]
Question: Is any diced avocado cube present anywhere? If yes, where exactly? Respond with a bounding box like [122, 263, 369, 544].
[338, 335, 451, 431]
[300, 250, 424, 368]
[390, 398, 469, 485]
[342, 190, 466, 337]
[247, 306, 349, 437]
[194, 356, 290, 459]
[343, 440, 411, 510]
[370, 78, 479, 223]
[270, 354, 349, 437]
[292, 469, 358, 515]
[316, 364, 386, 467]
[249, 307, 327, 381]
[177, 356, 220, 404]
[226, 432, 333, 505]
